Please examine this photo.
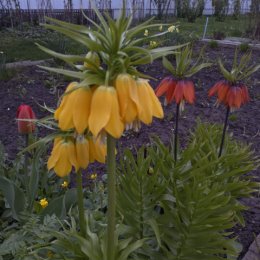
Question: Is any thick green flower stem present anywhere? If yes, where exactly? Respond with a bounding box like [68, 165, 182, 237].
[76, 170, 86, 237]
[218, 106, 230, 157]
[174, 103, 180, 164]
[107, 134, 116, 260]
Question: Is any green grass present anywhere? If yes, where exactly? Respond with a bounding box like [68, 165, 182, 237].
[175, 15, 250, 39]
[0, 15, 252, 63]
[0, 28, 86, 63]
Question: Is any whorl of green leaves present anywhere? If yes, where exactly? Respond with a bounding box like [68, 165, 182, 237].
[218, 49, 260, 84]
[38, 2, 184, 83]
[116, 122, 258, 260]
[162, 45, 212, 79]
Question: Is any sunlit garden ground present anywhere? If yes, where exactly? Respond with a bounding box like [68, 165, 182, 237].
[0, 9, 259, 260]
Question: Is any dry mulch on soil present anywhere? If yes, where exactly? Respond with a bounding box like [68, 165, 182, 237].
[0, 43, 259, 259]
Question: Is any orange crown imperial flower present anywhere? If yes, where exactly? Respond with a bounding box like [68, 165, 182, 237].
[156, 76, 195, 105]
[16, 104, 36, 134]
[208, 80, 250, 110]
[88, 85, 124, 139]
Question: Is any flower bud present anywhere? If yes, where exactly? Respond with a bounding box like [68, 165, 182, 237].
[84, 51, 100, 69]
[16, 104, 36, 134]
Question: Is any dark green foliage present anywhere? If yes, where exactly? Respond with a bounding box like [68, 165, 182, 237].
[117, 123, 258, 260]
[117, 147, 168, 239]
[0, 214, 61, 260]
[239, 43, 250, 52]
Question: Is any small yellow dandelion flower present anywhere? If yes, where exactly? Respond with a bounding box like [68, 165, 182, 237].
[144, 29, 149, 36]
[168, 25, 176, 33]
[39, 198, 48, 208]
[90, 173, 97, 180]
[61, 181, 69, 188]
[159, 25, 163, 31]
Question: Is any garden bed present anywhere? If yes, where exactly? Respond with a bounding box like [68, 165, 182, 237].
[0, 42, 259, 259]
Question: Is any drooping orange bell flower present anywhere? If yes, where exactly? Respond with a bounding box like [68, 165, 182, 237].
[16, 104, 36, 134]
[208, 81, 250, 110]
[155, 76, 195, 105]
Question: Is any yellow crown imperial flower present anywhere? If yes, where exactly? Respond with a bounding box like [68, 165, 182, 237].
[84, 51, 100, 70]
[89, 137, 107, 163]
[136, 79, 164, 124]
[39, 198, 48, 208]
[76, 134, 107, 168]
[47, 138, 78, 177]
[54, 82, 77, 125]
[76, 134, 90, 169]
[115, 73, 141, 124]
[88, 86, 124, 138]
[55, 84, 92, 134]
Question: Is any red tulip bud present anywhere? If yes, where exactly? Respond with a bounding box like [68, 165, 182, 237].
[16, 104, 36, 134]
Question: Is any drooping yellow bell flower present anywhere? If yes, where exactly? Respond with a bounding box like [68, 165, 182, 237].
[88, 86, 124, 138]
[47, 138, 78, 177]
[136, 79, 164, 124]
[72, 86, 92, 134]
[89, 137, 107, 163]
[54, 82, 78, 129]
[76, 134, 90, 169]
[76, 134, 107, 169]
[55, 84, 92, 134]
[115, 73, 141, 124]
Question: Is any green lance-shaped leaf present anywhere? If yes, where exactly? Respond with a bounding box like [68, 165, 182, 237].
[36, 43, 87, 64]
[0, 176, 26, 220]
[163, 56, 176, 75]
[38, 66, 85, 80]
